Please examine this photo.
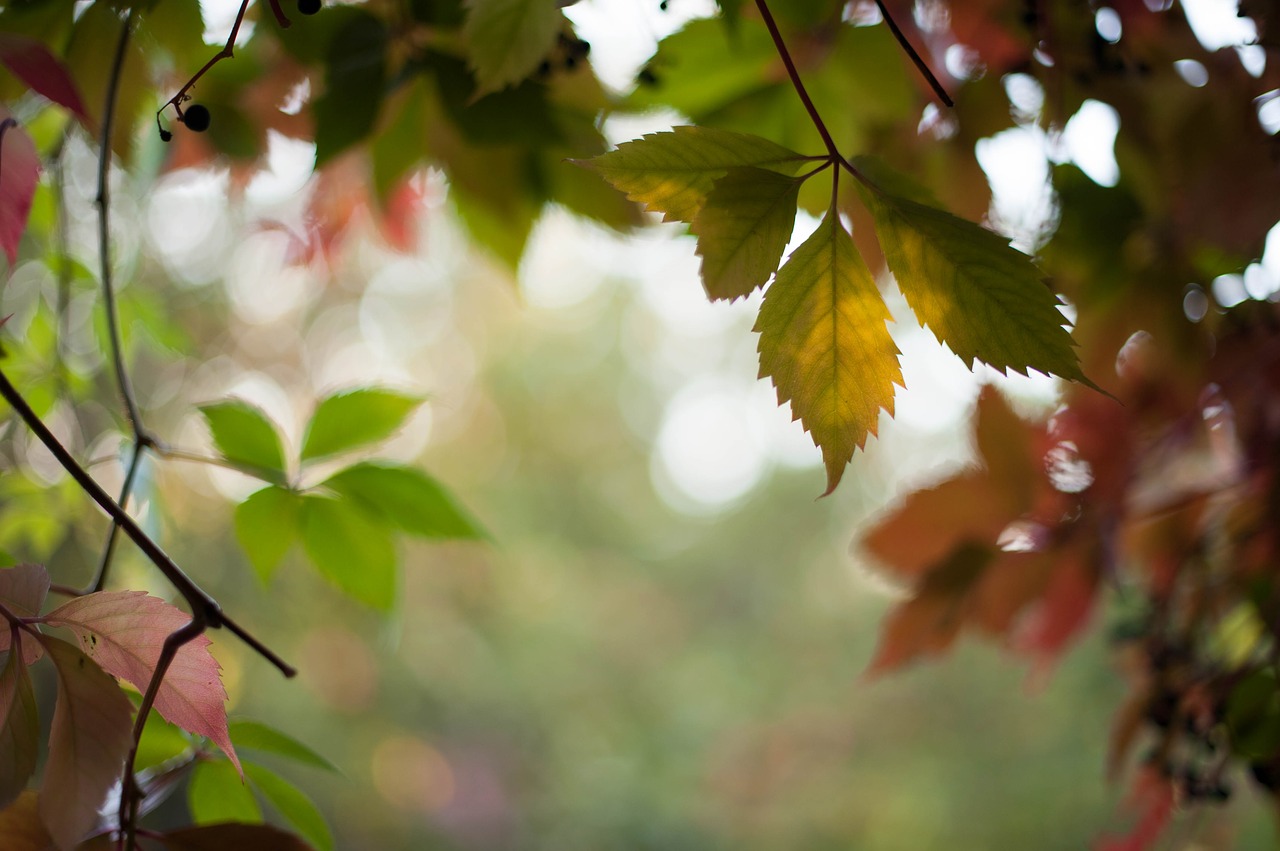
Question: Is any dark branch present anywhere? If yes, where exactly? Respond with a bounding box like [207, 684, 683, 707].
[872, 0, 954, 108]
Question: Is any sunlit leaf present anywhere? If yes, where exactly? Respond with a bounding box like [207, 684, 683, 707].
[579, 126, 805, 224]
[0, 639, 38, 809]
[0, 109, 39, 267]
[37, 636, 133, 851]
[246, 762, 333, 851]
[229, 720, 338, 773]
[44, 591, 240, 772]
[322, 462, 487, 541]
[187, 758, 261, 825]
[756, 207, 901, 495]
[692, 167, 803, 301]
[161, 822, 315, 851]
[463, 0, 562, 95]
[300, 388, 422, 464]
[200, 401, 287, 482]
[235, 487, 303, 583]
[862, 184, 1092, 386]
[300, 495, 398, 610]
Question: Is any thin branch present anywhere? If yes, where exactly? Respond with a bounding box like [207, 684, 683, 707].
[753, 0, 841, 160]
[94, 8, 153, 595]
[0, 367, 296, 678]
[872, 0, 953, 107]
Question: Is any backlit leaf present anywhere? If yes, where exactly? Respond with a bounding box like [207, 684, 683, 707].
[322, 462, 487, 541]
[300, 495, 398, 610]
[44, 591, 239, 772]
[300, 388, 422, 464]
[756, 207, 901, 495]
[187, 758, 261, 825]
[580, 126, 805, 224]
[463, 0, 562, 96]
[235, 487, 303, 583]
[692, 166, 803, 301]
[161, 822, 315, 851]
[863, 185, 1092, 386]
[0, 638, 38, 809]
[37, 636, 133, 851]
[200, 401, 287, 482]
[0, 109, 39, 267]
[0, 33, 88, 120]
[229, 720, 338, 773]
[246, 762, 333, 851]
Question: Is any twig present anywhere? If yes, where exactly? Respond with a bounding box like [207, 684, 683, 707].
[872, 0, 953, 107]
[0, 368, 295, 678]
[94, 9, 154, 594]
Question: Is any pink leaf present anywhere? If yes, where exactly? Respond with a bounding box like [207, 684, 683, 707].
[0, 110, 39, 268]
[36, 636, 133, 851]
[0, 35, 90, 122]
[0, 639, 39, 809]
[43, 591, 240, 772]
[0, 564, 48, 664]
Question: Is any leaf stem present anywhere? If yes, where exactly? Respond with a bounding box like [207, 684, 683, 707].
[871, 0, 953, 107]
[753, 0, 840, 161]
[0, 368, 295, 679]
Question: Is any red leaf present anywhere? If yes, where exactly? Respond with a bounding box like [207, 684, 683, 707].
[37, 636, 133, 851]
[973, 386, 1039, 514]
[160, 823, 316, 851]
[0, 34, 90, 122]
[0, 791, 54, 850]
[1095, 765, 1175, 851]
[0, 564, 48, 665]
[1015, 548, 1100, 670]
[44, 591, 240, 772]
[0, 110, 39, 268]
[0, 640, 39, 809]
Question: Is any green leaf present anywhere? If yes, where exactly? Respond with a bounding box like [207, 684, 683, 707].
[313, 10, 388, 166]
[235, 487, 303, 583]
[188, 758, 261, 825]
[463, 0, 563, 95]
[300, 495, 398, 610]
[323, 462, 488, 541]
[579, 126, 806, 224]
[134, 710, 193, 772]
[756, 207, 901, 495]
[301, 388, 423, 463]
[246, 763, 334, 851]
[692, 166, 804, 301]
[862, 185, 1093, 386]
[199, 401, 287, 481]
[228, 721, 338, 773]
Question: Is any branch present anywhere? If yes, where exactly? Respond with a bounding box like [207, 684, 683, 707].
[0, 368, 295, 678]
[872, 0, 953, 108]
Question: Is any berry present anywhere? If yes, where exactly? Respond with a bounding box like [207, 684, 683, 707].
[298, 0, 321, 14]
[182, 104, 211, 133]
[159, 129, 173, 143]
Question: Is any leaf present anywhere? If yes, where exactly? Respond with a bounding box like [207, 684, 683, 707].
[862, 185, 1093, 386]
[313, 10, 388, 165]
[43, 591, 239, 772]
[0, 563, 48, 662]
[973, 386, 1038, 513]
[0, 792, 53, 851]
[0, 109, 39, 267]
[463, 0, 562, 96]
[579, 126, 806, 224]
[300, 495, 398, 610]
[322, 462, 487, 541]
[692, 167, 803, 301]
[300, 388, 422, 464]
[756, 208, 901, 495]
[0, 33, 89, 121]
[187, 758, 261, 825]
[200, 401, 287, 481]
[160, 823, 315, 851]
[37, 636, 133, 851]
[0, 639, 38, 809]
[235, 487, 303, 583]
[246, 762, 333, 851]
[228, 720, 338, 772]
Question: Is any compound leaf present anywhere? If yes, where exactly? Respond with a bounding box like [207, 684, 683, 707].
[300, 495, 398, 610]
[200, 401, 287, 482]
[322, 462, 487, 541]
[300, 388, 422, 464]
[692, 166, 803, 301]
[235, 486, 303, 583]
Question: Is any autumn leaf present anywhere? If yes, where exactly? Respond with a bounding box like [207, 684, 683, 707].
[0, 792, 54, 851]
[973, 386, 1038, 513]
[43, 591, 239, 772]
[692, 167, 803, 301]
[580, 126, 806, 223]
[0, 563, 48, 664]
[0, 33, 89, 121]
[37, 636, 133, 851]
[862, 184, 1092, 386]
[0, 637, 38, 809]
[756, 207, 901, 495]
[0, 108, 39, 268]
[160, 822, 316, 851]
[464, 0, 563, 96]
